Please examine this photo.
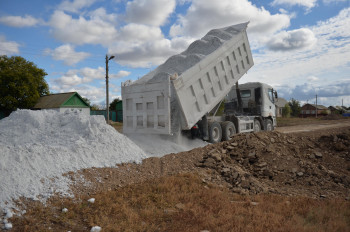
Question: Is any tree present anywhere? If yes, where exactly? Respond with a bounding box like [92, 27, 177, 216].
[90, 104, 101, 111]
[82, 97, 101, 110]
[0, 55, 49, 111]
[282, 103, 291, 117]
[288, 98, 301, 117]
[82, 97, 91, 107]
[109, 98, 121, 111]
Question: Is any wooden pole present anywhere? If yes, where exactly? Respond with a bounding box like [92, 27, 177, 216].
[315, 94, 317, 118]
[106, 55, 109, 124]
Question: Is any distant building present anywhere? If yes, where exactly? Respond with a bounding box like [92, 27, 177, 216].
[300, 104, 330, 117]
[275, 98, 288, 117]
[33, 92, 90, 115]
[328, 106, 343, 114]
[328, 106, 337, 114]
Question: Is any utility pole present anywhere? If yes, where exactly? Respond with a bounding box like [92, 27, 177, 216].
[105, 54, 115, 124]
[315, 94, 318, 118]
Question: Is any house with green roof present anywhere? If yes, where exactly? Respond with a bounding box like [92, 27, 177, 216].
[33, 92, 90, 114]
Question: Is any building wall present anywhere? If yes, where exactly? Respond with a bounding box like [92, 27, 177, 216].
[276, 107, 283, 117]
[300, 104, 330, 117]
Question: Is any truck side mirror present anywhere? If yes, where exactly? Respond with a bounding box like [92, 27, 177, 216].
[274, 91, 278, 99]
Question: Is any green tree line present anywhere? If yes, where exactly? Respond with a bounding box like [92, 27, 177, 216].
[0, 55, 49, 111]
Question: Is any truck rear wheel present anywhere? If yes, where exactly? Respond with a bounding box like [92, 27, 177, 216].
[254, 119, 261, 132]
[221, 121, 236, 141]
[208, 121, 222, 143]
[266, 119, 273, 131]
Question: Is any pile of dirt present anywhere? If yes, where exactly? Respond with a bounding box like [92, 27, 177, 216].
[71, 127, 350, 200]
[198, 129, 350, 198]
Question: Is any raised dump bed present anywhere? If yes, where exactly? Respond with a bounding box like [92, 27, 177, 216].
[122, 22, 254, 135]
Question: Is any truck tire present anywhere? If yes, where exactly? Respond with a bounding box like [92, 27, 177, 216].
[254, 119, 261, 132]
[208, 121, 222, 143]
[266, 119, 273, 131]
[221, 121, 236, 141]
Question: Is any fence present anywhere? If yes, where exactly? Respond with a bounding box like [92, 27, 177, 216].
[90, 110, 123, 122]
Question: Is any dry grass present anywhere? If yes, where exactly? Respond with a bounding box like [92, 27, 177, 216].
[11, 173, 350, 231]
[277, 116, 350, 127]
[277, 117, 323, 127]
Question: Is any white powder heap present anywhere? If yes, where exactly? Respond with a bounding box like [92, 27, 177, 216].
[0, 109, 147, 210]
[133, 22, 248, 85]
[128, 133, 207, 158]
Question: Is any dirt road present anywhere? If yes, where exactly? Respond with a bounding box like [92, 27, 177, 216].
[276, 119, 350, 133]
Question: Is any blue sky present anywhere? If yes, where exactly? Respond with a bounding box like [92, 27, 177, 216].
[0, 0, 349, 107]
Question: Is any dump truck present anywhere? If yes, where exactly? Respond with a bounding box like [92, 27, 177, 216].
[122, 22, 277, 143]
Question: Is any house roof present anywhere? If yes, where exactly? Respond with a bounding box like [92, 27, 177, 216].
[275, 98, 288, 108]
[335, 106, 345, 110]
[302, 103, 328, 110]
[33, 92, 89, 109]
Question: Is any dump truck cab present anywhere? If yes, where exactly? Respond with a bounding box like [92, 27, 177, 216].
[225, 82, 277, 129]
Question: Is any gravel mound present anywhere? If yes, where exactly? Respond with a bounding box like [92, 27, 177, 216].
[0, 110, 147, 210]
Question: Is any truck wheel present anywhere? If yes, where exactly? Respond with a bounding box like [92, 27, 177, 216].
[208, 121, 222, 143]
[254, 120, 261, 132]
[266, 119, 273, 131]
[221, 121, 236, 141]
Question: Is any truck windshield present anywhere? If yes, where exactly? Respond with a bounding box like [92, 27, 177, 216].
[268, 89, 274, 103]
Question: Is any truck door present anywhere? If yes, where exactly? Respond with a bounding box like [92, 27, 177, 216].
[254, 87, 262, 114]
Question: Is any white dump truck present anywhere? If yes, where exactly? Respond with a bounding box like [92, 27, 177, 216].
[122, 22, 277, 143]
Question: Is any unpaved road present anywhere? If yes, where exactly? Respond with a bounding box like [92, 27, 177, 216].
[276, 120, 350, 133]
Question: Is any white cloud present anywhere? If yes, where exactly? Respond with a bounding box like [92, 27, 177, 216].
[0, 36, 20, 55]
[49, 10, 118, 45]
[109, 36, 193, 68]
[177, 0, 191, 4]
[111, 70, 131, 78]
[62, 85, 106, 105]
[79, 67, 105, 80]
[170, 0, 290, 38]
[277, 81, 350, 105]
[55, 66, 131, 88]
[113, 0, 292, 68]
[52, 67, 130, 105]
[0, 15, 40, 27]
[243, 8, 350, 107]
[59, 73, 84, 86]
[323, 0, 348, 4]
[125, 0, 176, 26]
[55, 67, 104, 88]
[271, 0, 317, 10]
[307, 76, 319, 82]
[44, 44, 90, 65]
[266, 28, 317, 51]
[75, 86, 106, 104]
[58, 0, 98, 13]
[109, 23, 193, 67]
[88, 7, 118, 22]
[119, 23, 164, 42]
